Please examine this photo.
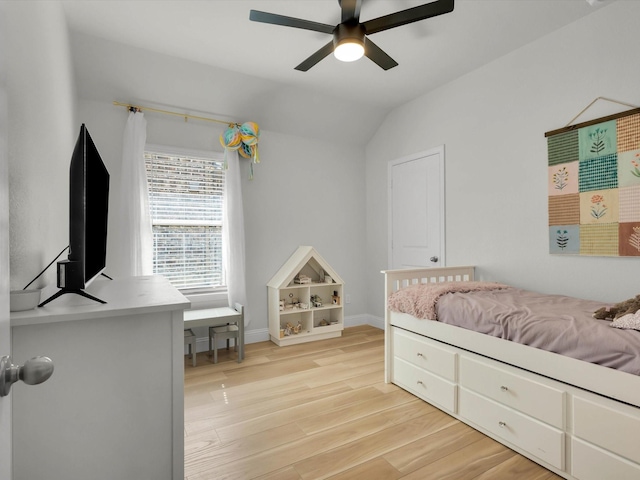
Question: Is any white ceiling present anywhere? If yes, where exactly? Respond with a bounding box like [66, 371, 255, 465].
[61, 0, 612, 144]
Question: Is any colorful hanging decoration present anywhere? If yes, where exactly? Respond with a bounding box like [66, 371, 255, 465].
[219, 124, 241, 170]
[220, 121, 260, 179]
[239, 122, 260, 161]
[546, 107, 640, 256]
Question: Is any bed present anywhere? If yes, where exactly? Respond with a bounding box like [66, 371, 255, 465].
[383, 266, 640, 480]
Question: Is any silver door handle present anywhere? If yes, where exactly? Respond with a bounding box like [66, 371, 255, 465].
[0, 355, 54, 397]
[430, 256, 439, 263]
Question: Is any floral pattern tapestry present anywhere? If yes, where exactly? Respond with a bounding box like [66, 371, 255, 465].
[547, 108, 640, 256]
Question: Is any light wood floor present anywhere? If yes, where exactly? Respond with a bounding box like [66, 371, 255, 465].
[184, 325, 561, 480]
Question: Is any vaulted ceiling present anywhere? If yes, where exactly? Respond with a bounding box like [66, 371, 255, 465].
[62, 0, 612, 145]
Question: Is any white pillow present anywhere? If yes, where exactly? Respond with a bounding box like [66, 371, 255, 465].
[611, 311, 640, 331]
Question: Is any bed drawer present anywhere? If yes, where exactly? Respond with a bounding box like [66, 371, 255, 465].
[459, 388, 564, 470]
[459, 356, 564, 428]
[393, 328, 456, 381]
[573, 396, 640, 465]
[572, 438, 640, 480]
[393, 357, 456, 412]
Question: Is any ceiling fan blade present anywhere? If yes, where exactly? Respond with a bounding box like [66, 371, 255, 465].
[364, 37, 398, 70]
[294, 41, 335, 72]
[339, 0, 362, 23]
[249, 10, 334, 35]
[362, 0, 454, 35]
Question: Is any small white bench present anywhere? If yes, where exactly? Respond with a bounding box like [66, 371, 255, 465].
[183, 304, 244, 362]
[209, 324, 240, 364]
[183, 329, 196, 366]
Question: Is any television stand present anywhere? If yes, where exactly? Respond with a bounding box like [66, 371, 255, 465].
[39, 288, 106, 308]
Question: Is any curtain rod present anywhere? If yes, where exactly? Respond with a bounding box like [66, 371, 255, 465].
[112, 101, 234, 126]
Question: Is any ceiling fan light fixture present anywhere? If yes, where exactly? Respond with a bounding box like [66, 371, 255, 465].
[332, 22, 366, 63]
[334, 39, 365, 62]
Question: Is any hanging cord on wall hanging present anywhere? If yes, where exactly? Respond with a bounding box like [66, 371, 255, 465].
[113, 101, 261, 178]
[564, 97, 640, 127]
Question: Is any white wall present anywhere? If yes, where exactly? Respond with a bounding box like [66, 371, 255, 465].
[366, 0, 640, 317]
[0, 3, 11, 477]
[6, 1, 77, 290]
[78, 98, 368, 338]
[4, 3, 75, 472]
[242, 129, 368, 328]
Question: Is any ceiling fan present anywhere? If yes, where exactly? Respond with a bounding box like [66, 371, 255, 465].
[249, 0, 454, 71]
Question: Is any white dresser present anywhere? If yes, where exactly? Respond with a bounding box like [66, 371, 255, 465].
[10, 275, 190, 480]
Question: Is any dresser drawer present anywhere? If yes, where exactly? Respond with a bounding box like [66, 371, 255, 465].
[459, 388, 564, 470]
[459, 356, 564, 428]
[393, 328, 456, 381]
[572, 438, 640, 480]
[573, 396, 640, 465]
[393, 357, 457, 412]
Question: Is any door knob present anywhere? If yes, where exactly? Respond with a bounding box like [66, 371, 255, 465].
[430, 256, 439, 263]
[0, 355, 54, 397]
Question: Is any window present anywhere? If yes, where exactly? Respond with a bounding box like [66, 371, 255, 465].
[144, 147, 225, 293]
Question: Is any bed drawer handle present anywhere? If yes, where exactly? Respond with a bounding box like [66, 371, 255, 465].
[417, 380, 424, 386]
[498, 421, 507, 428]
[416, 352, 425, 358]
[500, 385, 509, 392]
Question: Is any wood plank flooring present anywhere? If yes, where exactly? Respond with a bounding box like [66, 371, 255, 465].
[184, 325, 561, 480]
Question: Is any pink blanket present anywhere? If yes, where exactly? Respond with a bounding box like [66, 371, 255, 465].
[388, 281, 509, 320]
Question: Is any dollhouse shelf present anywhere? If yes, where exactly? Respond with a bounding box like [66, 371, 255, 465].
[267, 246, 344, 346]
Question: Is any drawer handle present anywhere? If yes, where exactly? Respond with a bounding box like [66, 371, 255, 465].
[417, 380, 424, 386]
[498, 421, 507, 428]
[500, 385, 509, 392]
[416, 352, 425, 358]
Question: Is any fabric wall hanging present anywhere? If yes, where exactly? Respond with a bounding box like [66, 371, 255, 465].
[546, 106, 640, 256]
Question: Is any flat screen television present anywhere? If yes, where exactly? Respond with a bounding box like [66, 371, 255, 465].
[39, 124, 110, 307]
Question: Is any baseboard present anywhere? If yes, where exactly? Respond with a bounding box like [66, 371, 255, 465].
[244, 328, 271, 344]
[187, 315, 383, 353]
[345, 313, 384, 330]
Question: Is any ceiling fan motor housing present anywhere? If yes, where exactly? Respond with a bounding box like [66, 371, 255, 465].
[333, 22, 366, 49]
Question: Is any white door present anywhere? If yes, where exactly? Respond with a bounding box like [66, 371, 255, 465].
[389, 146, 445, 269]
[0, 48, 11, 479]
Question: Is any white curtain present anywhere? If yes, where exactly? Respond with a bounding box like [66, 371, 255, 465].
[118, 110, 153, 276]
[223, 150, 248, 324]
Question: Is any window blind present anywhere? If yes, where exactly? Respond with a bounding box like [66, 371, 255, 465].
[144, 151, 225, 291]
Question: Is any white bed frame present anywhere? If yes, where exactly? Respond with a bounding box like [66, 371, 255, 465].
[383, 266, 640, 480]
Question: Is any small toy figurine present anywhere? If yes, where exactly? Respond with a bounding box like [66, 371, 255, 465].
[310, 294, 322, 308]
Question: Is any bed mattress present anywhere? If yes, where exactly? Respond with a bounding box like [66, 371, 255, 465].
[397, 286, 640, 375]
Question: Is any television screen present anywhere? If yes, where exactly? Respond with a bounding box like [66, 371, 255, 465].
[80, 126, 109, 285]
[40, 124, 110, 308]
